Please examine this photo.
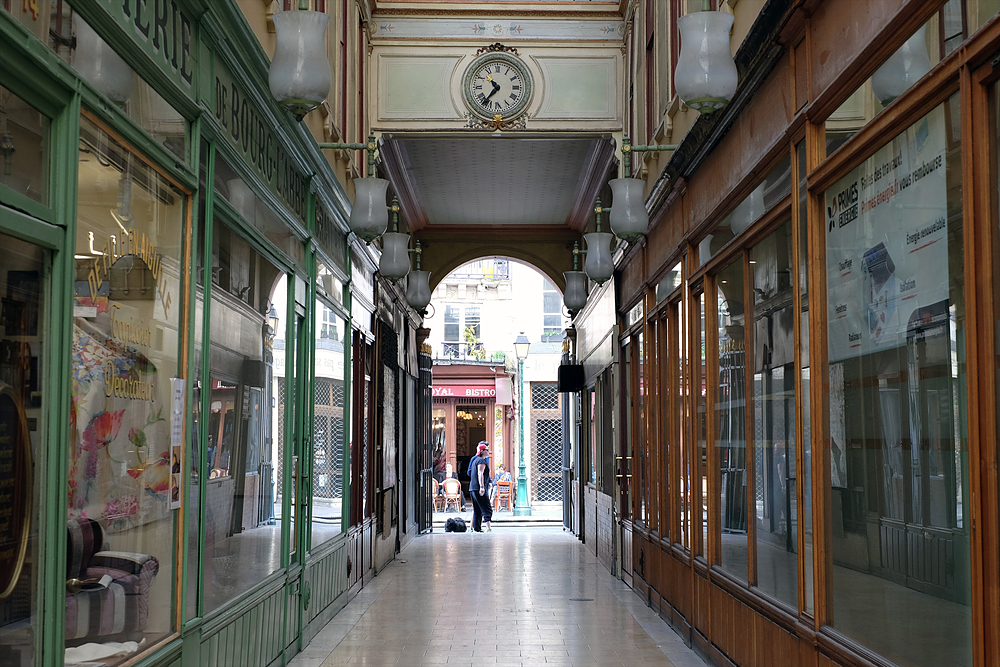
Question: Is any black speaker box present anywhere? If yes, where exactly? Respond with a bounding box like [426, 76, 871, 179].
[557, 364, 585, 392]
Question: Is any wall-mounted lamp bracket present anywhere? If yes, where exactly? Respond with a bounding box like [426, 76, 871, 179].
[317, 133, 378, 177]
[620, 136, 678, 179]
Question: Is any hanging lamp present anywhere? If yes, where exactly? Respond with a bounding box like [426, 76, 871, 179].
[378, 198, 411, 281]
[405, 242, 432, 311]
[269, 3, 331, 121]
[607, 177, 648, 241]
[583, 200, 614, 285]
[674, 4, 738, 114]
[563, 242, 589, 313]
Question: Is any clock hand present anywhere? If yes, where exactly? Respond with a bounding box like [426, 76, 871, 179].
[484, 81, 501, 104]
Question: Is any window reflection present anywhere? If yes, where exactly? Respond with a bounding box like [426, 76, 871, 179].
[0, 85, 49, 204]
[312, 301, 345, 547]
[50, 10, 186, 160]
[751, 220, 797, 609]
[0, 235, 46, 665]
[716, 260, 747, 580]
[202, 218, 286, 613]
[69, 116, 183, 658]
[824, 95, 970, 667]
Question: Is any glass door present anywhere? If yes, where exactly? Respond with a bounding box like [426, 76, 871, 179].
[0, 213, 50, 667]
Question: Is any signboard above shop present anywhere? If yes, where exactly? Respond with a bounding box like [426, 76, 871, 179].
[432, 386, 496, 398]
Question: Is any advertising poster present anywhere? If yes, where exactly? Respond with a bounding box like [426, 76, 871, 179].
[825, 105, 948, 363]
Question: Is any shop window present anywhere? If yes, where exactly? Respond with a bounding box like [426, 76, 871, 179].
[312, 302, 345, 548]
[0, 234, 46, 666]
[715, 260, 747, 579]
[69, 115, 185, 658]
[201, 221, 286, 613]
[0, 84, 49, 206]
[694, 292, 707, 557]
[750, 220, 798, 609]
[824, 94, 970, 666]
[795, 138, 814, 616]
[825, 3, 977, 155]
[701, 155, 791, 267]
[49, 11, 186, 160]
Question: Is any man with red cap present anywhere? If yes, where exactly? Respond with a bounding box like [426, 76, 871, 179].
[469, 441, 494, 532]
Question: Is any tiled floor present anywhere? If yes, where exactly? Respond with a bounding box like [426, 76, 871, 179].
[288, 527, 707, 667]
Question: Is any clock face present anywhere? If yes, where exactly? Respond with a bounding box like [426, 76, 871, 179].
[463, 53, 532, 121]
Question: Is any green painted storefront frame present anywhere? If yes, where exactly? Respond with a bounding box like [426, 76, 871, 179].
[0, 0, 360, 663]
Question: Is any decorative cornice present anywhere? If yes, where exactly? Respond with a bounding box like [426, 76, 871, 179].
[565, 137, 617, 233]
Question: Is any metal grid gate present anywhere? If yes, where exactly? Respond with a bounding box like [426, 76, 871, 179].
[530, 383, 563, 501]
[313, 378, 345, 499]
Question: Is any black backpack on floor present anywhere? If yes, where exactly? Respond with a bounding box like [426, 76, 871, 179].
[444, 517, 467, 533]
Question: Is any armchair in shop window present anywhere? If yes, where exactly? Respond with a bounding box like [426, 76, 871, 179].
[65, 517, 160, 644]
[442, 477, 463, 512]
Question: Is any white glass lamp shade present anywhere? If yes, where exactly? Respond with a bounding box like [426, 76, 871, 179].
[871, 25, 931, 106]
[730, 182, 765, 235]
[675, 11, 738, 113]
[513, 332, 530, 360]
[584, 232, 614, 285]
[349, 177, 389, 243]
[563, 271, 589, 313]
[226, 179, 256, 222]
[699, 234, 714, 265]
[406, 270, 432, 310]
[379, 232, 411, 281]
[269, 11, 332, 120]
[72, 15, 134, 103]
[608, 178, 649, 240]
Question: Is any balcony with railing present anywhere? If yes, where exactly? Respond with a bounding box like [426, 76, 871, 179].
[436, 342, 507, 364]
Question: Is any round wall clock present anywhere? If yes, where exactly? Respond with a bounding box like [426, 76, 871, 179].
[462, 51, 533, 122]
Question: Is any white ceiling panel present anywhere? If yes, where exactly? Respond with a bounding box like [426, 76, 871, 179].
[399, 137, 595, 226]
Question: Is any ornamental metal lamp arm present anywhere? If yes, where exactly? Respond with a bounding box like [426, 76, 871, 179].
[620, 135, 678, 179]
[317, 133, 378, 178]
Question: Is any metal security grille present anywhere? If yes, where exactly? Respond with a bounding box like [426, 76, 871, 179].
[530, 383, 563, 501]
[313, 379, 345, 499]
[532, 383, 559, 409]
[277, 378, 286, 490]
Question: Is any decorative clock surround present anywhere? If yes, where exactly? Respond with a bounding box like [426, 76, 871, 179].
[462, 43, 533, 123]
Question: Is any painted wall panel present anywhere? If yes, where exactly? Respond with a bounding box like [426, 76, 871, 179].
[534, 58, 619, 120]
[378, 56, 463, 120]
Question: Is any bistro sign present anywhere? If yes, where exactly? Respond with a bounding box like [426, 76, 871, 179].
[432, 386, 496, 398]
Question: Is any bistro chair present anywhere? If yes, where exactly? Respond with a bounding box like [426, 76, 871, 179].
[431, 478, 444, 512]
[495, 478, 513, 512]
[442, 477, 463, 512]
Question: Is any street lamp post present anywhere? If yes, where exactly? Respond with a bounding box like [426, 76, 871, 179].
[513, 332, 531, 516]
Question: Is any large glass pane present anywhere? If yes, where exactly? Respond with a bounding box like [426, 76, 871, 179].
[675, 299, 689, 550]
[0, 233, 47, 665]
[203, 220, 286, 613]
[0, 84, 50, 205]
[50, 11, 186, 160]
[750, 221, 797, 608]
[797, 139, 814, 616]
[312, 301, 345, 546]
[69, 116, 183, 657]
[716, 260, 747, 580]
[825, 3, 982, 153]
[824, 95, 969, 666]
[695, 293, 707, 557]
